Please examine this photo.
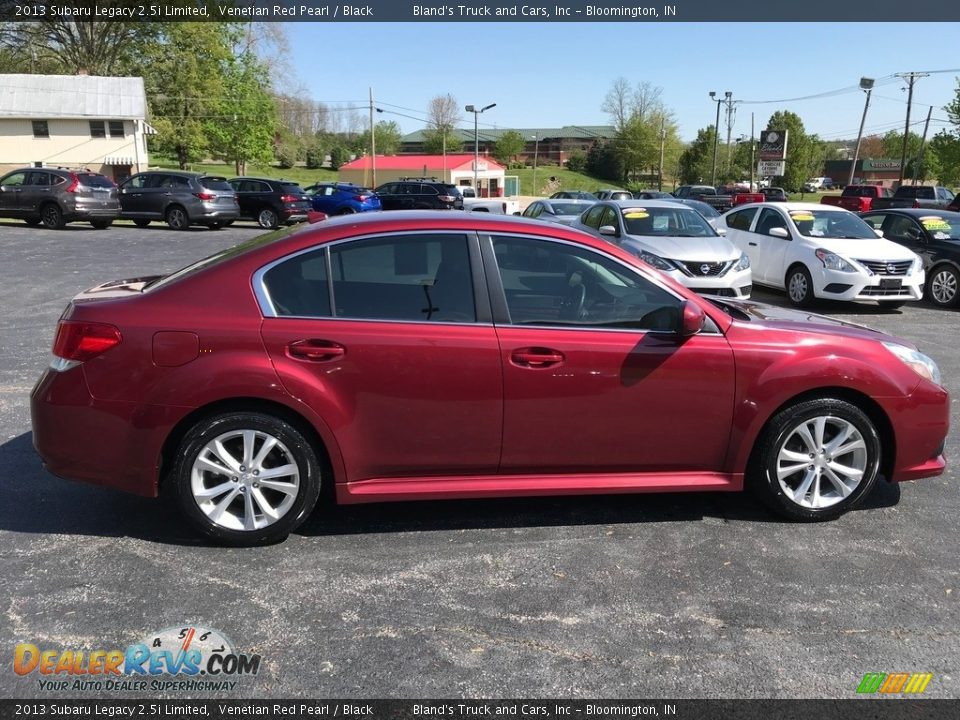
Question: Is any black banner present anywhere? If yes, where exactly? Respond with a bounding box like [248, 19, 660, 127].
[0, 700, 958, 720]
[1, 0, 959, 22]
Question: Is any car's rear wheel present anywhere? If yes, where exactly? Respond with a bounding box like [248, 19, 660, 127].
[165, 205, 189, 231]
[133, 219, 151, 228]
[40, 203, 65, 230]
[171, 412, 322, 546]
[90, 219, 112, 230]
[927, 265, 959, 308]
[786, 264, 815, 308]
[748, 398, 881, 521]
[257, 208, 279, 229]
[337, 207, 356, 215]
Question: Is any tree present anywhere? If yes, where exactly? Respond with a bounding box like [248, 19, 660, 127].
[601, 78, 664, 130]
[208, 51, 278, 175]
[930, 131, 960, 187]
[329, 145, 351, 170]
[881, 129, 941, 182]
[585, 141, 622, 182]
[492, 130, 526, 164]
[422, 127, 463, 155]
[566, 150, 587, 173]
[145, 24, 235, 168]
[764, 111, 823, 192]
[677, 126, 718, 185]
[361, 120, 403, 157]
[427, 93, 462, 131]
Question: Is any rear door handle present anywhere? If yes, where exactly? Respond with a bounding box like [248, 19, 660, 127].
[748, 242, 758, 246]
[511, 347, 565, 368]
[286, 339, 346, 362]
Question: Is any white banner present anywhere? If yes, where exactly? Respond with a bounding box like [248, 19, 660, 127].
[758, 160, 785, 177]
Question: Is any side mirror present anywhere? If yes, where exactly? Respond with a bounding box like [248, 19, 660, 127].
[769, 227, 790, 239]
[678, 300, 705, 337]
[599, 224, 618, 237]
[715, 227, 727, 235]
[874, 229, 885, 238]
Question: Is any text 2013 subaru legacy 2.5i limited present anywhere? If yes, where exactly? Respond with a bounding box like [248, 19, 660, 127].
[31, 213, 949, 546]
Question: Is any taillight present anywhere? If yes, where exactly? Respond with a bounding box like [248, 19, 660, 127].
[52, 321, 121, 363]
[913, 200, 921, 208]
[65, 173, 79, 193]
[354, 194, 368, 202]
[280, 194, 299, 204]
[194, 191, 216, 201]
[438, 195, 455, 202]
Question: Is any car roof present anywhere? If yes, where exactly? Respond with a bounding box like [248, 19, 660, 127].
[724, 201, 832, 213]
[861, 208, 960, 218]
[608, 199, 695, 209]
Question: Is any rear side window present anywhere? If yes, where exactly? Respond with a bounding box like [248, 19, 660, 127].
[330, 234, 475, 323]
[76, 173, 115, 188]
[726, 207, 758, 231]
[200, 177, 233, 191]
[263, 249, 331, 318]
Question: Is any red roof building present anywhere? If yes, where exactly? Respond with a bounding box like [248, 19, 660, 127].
[339, 154, 507, 196]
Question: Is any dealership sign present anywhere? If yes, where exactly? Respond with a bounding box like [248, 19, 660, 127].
[759, 130, 789, 161]
[758, 160, 786, 177]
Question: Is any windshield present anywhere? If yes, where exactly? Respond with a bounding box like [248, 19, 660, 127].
[550, 202, 589, 215]
[788, 209, 878, 239]
[621, 206, 716, 237]
[918, 215, 960, 240]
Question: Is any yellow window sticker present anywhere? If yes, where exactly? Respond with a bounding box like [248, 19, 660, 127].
[623, 212, 649, 219]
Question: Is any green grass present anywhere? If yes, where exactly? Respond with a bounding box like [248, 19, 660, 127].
[151, 158, 337, 185]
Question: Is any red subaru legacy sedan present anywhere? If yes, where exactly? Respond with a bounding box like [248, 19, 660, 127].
[31, 212, 949, 546]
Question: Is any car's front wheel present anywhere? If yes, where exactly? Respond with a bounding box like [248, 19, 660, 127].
[171, 412, 322, 546]
[749, 398, 881, 521]
[786, 264, 815, 308]
[927, 264, 959, 308]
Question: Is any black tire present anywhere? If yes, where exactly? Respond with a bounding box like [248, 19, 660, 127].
[336, 207, 357, 215]
[926, 264, 960, 308]
[206, 222, 223, 230]
[748, 398, 881, 522]
[257, 207, 279, 229]
[24, 217, 41, 227]
[40, 203, 65, 230]
[90, 219, 112, 230]
[878, 301, 906, 310]
[165, 205, 189, 231]
[221, 220, 235, 227]
[133, 219, 151, 228]
[171, 411, 322, 546]
[785, 264, 815, 308]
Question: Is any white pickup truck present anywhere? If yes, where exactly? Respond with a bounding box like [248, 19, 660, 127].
[459, 186, 520, 215]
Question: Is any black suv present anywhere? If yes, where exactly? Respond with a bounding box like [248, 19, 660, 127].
[0, 167, 119, 229]
[228, 177, 311, 229]
[117, 171, 239, 230]
[373, 178, 464, 210]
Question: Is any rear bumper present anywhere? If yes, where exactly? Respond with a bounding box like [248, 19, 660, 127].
[30, 367, 183, 497]
[68, 205, 121, 220]
[193, 206, 240, 222]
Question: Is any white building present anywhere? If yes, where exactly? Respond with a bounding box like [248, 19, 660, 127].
[0, 73, 153, 181]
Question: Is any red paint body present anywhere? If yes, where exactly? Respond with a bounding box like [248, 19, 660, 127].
[30, 213, 949, 506]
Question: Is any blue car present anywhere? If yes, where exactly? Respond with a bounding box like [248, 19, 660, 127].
[303, 182, 381, 215]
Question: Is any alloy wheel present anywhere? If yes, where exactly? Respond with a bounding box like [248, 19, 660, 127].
[930, 268, 958, 306]
[190, 429, 300, 531]
[788, 271, 809, 304]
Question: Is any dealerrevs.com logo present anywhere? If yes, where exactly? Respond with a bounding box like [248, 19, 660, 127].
[14, 626, 261, 693]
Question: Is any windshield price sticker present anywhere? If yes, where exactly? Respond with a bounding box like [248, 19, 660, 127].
[920, 216, 950, 230]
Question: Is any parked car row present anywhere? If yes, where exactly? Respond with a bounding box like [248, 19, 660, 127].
[0, 168, 316, 230]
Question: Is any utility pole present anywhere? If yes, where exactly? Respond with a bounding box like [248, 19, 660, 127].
[896, 72, 928, 186]
[912, 105, 933, 185]
[724, 93, 736, 176]
[709, 91, 728, 187]
[749, 112, 755, 191]
[369, 87, 376, 188]
[848, 78, 874, 187]
[658, 119, 666, 191]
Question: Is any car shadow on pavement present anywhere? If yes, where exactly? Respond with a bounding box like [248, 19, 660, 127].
[1, 431, 902, 546]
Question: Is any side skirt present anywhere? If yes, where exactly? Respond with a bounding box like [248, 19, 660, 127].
[337, 471, 743, 504]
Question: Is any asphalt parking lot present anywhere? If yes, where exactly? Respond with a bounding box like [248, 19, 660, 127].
[0, 218, 957, 699]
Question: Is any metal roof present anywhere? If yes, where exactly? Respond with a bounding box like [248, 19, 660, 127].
[0, 74, 147, 119]
[402, 125, 616, 143]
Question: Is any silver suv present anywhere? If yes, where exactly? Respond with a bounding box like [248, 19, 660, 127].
[118, 171, 240, 230]
[0, 167, 119, 229]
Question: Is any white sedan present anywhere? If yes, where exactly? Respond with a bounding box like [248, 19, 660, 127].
[718, 202, 924, 308]
[574, 200, 752, 298]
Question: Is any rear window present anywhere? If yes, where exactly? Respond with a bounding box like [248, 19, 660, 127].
[441, 185, 461, 195]
[76, 173, 115, 188]
[200, 177, 233, 191]
[894, 186, 932, 199]
[279, 182, 303, 193]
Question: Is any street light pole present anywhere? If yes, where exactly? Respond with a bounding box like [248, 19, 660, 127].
[709, 91, 724, 186]
[466, 102, 496, 193]
[531, 133, 539, 196]
[848, 77, 874, 188]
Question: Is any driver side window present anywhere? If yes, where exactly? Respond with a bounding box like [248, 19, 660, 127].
[491, 235, 682, 331]
[755, 208, 787, 236]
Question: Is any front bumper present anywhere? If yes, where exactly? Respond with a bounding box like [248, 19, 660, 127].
[670, 266, 753, 299]
[884, 379, 950, 482]
[815, 267, 924, 302]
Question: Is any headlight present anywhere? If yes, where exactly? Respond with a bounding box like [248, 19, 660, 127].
[912, 256, 923, 274]
[733, 252, 750, 271]
[639, 252, 674, 271]
[883, 342, 942, 386]
[815, 248, 856, 272]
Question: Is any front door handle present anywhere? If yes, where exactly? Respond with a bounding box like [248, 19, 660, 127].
[511, 347, 565, 368]
[748, 241, 758, 246]
[287, 339, 346, 362]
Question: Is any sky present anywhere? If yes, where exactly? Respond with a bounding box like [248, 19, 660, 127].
[283, 22, 960, 144]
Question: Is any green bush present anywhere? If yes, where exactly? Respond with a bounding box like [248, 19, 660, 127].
[566, 150, 587, 173]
